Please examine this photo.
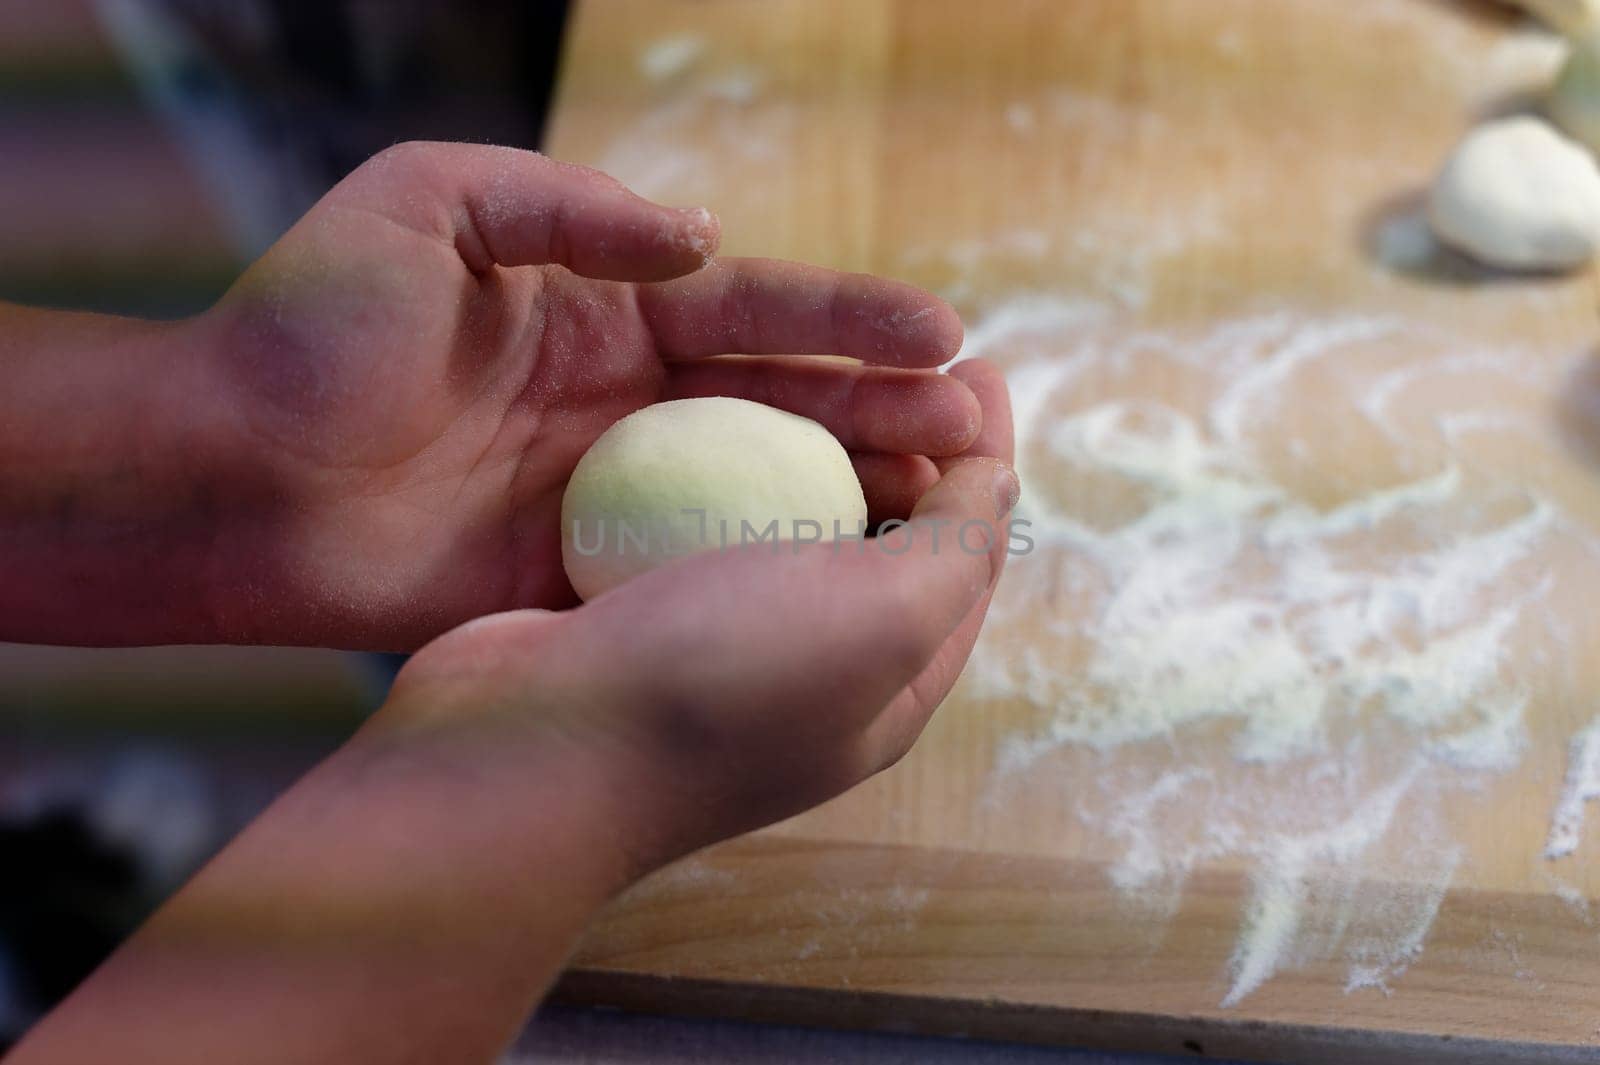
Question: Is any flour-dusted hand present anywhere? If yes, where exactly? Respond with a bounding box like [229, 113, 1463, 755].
[1, 143, 979, 649]
[200, 143, 980, 648]
[388, 357, 1017, 861]
[11, 362, 1016, 1065]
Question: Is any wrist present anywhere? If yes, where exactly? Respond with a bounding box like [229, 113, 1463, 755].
[355, 676, 660, 903]
[0, 305, 265, 645]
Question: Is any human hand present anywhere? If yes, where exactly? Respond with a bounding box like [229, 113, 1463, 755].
[196, 142, 979, 650]
[370, 359, 1015, 872]
[8, 364, 1012, 1065]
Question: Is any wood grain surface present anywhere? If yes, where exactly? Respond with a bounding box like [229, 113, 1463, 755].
[545, 1, 1600, 1060]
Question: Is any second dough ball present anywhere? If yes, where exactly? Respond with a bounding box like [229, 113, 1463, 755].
[560, 397, 868, 600]
[1506, 0, 1597, 36]
[1427, 116, 1600, 270]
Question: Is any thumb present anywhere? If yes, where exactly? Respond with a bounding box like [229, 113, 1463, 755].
[890, 456, 1020, 590]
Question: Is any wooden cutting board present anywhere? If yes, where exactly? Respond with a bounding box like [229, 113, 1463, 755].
[544, 2, 1600, 1061]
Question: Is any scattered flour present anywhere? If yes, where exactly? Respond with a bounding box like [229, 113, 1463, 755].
[611, 8, 1595, 1012]
[597, 56, 786, 205]
[1545, 716, 1600, 859]
[1004, 101, 1036, 134]
[1540, 868, 1594, 922]
[637, 33, 706, 81]
[960, 302, 1588, 1006]
[1341, 845, 1460, 996]
[900, 210, 1223, 311]
[972, 312, 1544, 770]
[1223, 767, 1445, 1006]
[899, 87, 1217, 310]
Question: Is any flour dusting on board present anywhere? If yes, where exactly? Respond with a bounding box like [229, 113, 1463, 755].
[600, 46, 788, 206]
[1546, 716, 1600, 859]
[637, 33, 706, 82]
[960, 305, 1597, 1005]
[601, 14, 1600, 1011]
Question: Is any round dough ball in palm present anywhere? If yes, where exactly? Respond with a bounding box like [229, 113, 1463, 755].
[1427, 116, 1600, 270]
[560, 397, 868, 600]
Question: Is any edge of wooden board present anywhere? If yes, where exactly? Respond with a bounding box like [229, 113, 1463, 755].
[558, 836, 1600, 1061]
[550, 969, 1594, 1065]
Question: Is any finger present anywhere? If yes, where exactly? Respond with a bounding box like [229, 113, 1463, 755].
[636, 258, 964, 367]
[886, 454, 1018, 590]
[550, 458, 1019, 731]
[861, 459, 1017, 771]
[339, 142, 720, 282]
[862, 579, 1000, 773]
[852, 452, 940, 526]
[860, 359, 1018, 770]
[390, 608, 565, 703]
[938, 358, 1015, 469]
[663, 356, 980, 455]
[835, 456, 1019, 705]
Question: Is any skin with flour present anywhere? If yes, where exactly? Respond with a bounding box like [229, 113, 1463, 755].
[2, 140, 1021, 1065]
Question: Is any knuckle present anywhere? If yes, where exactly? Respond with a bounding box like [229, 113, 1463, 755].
[868, 710, 928, 777]
[876, 734, 917, 774]
[375, 140, 417, 161]
[542, 153, 611, 185]
[718, 269, 760, 351]
[369, 139, 430, 172]
[825, 275, 851, 350]
[544, 196, 576, 265]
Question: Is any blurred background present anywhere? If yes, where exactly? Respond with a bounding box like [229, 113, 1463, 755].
[0, 1, 569, 1047]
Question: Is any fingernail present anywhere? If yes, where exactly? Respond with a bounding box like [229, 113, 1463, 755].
[676, 206, 718, 256]
[993, 463, 1020, 518]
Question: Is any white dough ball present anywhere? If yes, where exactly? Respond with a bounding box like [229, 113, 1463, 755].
[1506, 0, 1596, 36]
[1427, 116, 1600, 270]
[1551, 31, 1600, 150]
[560, 397, 868, 600]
